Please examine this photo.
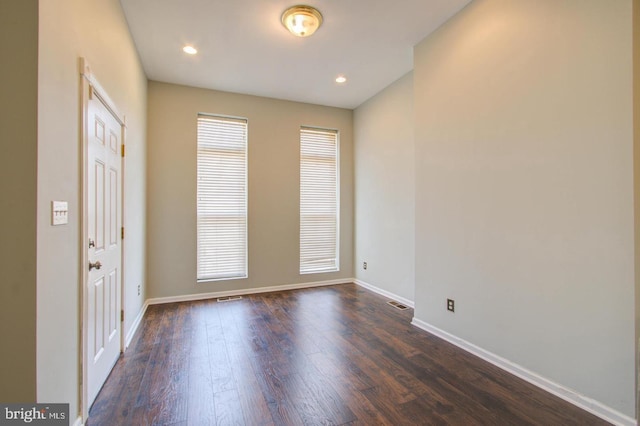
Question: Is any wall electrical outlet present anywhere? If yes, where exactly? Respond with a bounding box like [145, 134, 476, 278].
[447, 299, 455, 312]
[363, 262, 367, 270]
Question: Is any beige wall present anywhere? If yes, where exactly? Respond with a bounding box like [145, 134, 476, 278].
[414, 0, 635, 418]
[37, 0, 147, 420]
[0, 0, 38, 402]
[354, 73, 415, 302]
[147, 82, 353, 299]
[634, 0, 640, 417]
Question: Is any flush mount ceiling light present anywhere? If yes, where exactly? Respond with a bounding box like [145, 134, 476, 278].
[281, 5, 323, 37]
[335, 75, 347, 84]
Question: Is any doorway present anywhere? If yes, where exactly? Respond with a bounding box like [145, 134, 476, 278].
[80, 58, 125, 419]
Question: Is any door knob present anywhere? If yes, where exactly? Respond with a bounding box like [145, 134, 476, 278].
[89, 260, 102, 271]
[89, 238, 95, 248]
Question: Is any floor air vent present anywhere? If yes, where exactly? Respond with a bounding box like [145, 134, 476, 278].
[217, 295, 243, 303]
[387, 300, 409, 310]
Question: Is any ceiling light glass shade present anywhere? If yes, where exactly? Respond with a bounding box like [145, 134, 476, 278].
[281, 5, 323, 37]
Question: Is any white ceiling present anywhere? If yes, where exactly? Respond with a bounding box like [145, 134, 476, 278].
[120, 0, 471, 109]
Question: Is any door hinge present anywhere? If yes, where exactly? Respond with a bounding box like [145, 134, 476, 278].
[121, 310, 124, 322]
[121, 227, 124, 240]
[121, 144, 125, 157]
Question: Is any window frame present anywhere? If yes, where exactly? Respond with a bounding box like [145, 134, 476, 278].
[196, 113, 248, 282]
[299, 126, 340, 274]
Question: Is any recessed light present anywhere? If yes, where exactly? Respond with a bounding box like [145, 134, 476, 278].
[183, 45, 198, 55]
[335, 75, 347, 84]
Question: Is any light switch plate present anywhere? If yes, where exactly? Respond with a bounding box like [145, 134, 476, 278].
[52, 201, 68, 225]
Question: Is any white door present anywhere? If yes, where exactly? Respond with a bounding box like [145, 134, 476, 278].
[86, 90, 122, 407]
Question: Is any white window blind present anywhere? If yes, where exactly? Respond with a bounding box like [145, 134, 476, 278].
[197, 115, 247, 281]
[300, 127, 339, 274]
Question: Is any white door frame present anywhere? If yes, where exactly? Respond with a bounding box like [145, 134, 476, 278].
[79, 57, 126, 421]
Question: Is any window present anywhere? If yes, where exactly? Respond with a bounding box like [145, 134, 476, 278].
[300, 127, 339, 274]
[197, 114, 247, 281]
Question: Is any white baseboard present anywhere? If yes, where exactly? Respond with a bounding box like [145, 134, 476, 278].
[146, 278, 353, 306]
[353, 279, 414, 308]
[124, 302, 148, 349]
[410, 318, 636, 426]
[72, 415, 83, 426]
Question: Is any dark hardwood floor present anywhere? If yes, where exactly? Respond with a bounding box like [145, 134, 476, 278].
[88, 283, 610, 425]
